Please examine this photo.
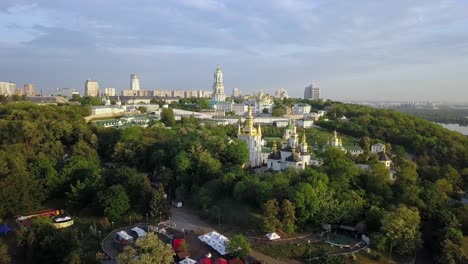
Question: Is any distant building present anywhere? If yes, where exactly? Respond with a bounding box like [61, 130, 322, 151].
[0, 82, 16, 96]
[130, 74, 140, 91]
[275, 88, 289, 99]
[85, 80, 99, 97]
[91, 105, 125, 115]
[297, 119, 314, 128]
[172, 90, 184, 98]
[237, 106, 263, 167]
[232, 88, 241, 98]
[24, 83, 35, 96]
[211, 64, 226, 103]
[14, 89, 23, 96]
[232, 103, 248, 115]
[371, 143, 386, 153]
[267, 121, 322, 171]
[378, 152, 392, 169]
[252, 89, 274, 114]
[104, 88, 116, 97]
[213, 101, 233, 113]
[312, 87, 320, 100]
[56, 88, 78, 98]
[292, 103, 311, 114]
[122, 89, 139, 96]
[304, 84, 320, 100]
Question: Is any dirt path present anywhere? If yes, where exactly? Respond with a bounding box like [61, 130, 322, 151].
[170, 207, 302, 264]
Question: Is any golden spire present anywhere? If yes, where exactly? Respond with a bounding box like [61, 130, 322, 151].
[272, 141, 277, 152]
[258, 123, 262, 136]
[302, 133, 307, 144]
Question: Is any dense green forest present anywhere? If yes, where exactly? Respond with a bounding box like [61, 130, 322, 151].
[395, 107, 468, 126]
[0, 101, 467, 263]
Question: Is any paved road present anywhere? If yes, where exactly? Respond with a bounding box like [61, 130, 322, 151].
[170, 207, 302, 264]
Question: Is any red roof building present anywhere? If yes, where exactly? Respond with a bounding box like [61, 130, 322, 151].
[214, 258, 228, 264]
[199, 258, 213, 264]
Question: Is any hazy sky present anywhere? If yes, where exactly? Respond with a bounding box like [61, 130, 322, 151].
[1, 0, 468, 101]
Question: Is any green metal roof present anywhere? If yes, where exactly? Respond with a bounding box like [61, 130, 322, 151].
[343, 145, 363, 151]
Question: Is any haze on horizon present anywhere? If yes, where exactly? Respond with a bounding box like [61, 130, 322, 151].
[1, 0, 467, 102]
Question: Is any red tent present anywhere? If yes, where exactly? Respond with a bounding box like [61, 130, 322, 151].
[214, 258, 228, 264]
[173, 238, 185, 252]
[199, 258, 213, 264]
[228, 258, 243, 264]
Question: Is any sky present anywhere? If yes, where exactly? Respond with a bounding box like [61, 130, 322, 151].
[1, 0, 468, 101]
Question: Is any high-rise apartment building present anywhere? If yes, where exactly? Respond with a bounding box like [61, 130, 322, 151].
[304, 84, 319, 100]
[275, 88, 289, 99]
[130, 74, 140, 91]
[312, 87, 320, 100]
[85, 80, 99, 97]
[104, 88, 116, 96]
[24, 83, 35, 96]
[0, 82, 16, 96]
[232, 88, 241, 98]
[56, 88, 78, 98]
[14, 89, 23, 96]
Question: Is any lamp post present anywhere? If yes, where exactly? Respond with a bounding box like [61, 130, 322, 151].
[146, 213, 148, 226]
[307, 240, 311, 264]
[111, 221, 114, 230]
[159, 211, 162, 223]
[213, 206, 220, 231]
[129, 216, 132, 226]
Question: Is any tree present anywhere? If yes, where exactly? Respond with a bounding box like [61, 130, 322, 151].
[138, 106, 147, 113]
[16, 217, 81, 264]
[0, 166, 44, 218]
[441, 236, 468, 264]
[226, 234, 252, 260]
[117, 233, 174, 264]
[381, 205, 422, 256]
[0, 239, 10, 264]
[160, 108, 175, 127]
[262, 199, 280, 232]
[149, 185, 167, 218]
[99, 185, 130, 220]
[280, 199, 296, 234]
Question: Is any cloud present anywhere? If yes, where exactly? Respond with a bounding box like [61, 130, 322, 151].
[1, 0, 468, 100]
[177, 0, 225, 10]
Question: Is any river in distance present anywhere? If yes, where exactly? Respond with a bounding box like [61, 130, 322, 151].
[437, 123, 468, 135]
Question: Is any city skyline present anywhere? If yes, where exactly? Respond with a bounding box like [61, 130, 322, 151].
[1, 1, 468, 101]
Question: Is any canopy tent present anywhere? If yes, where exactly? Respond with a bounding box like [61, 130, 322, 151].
[116, 231, 133, 241]
[0, 224, 11, 235]
[199, 258, 213, 264]
[173, 238, 186, 251]
[214, 258, 228, 264]
[198, 231, 229, 255]
[265, 232, 281, 240]
[179, 257, 197, 264]
[131, 227, 147, 238]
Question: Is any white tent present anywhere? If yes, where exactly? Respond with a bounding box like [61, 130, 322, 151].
[117, 231, 133, 241]
[266, 232, 281, 240]
[131, 227, 147, 238]
[198, 231, 229, 255]
[179, 257, 197, 264]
